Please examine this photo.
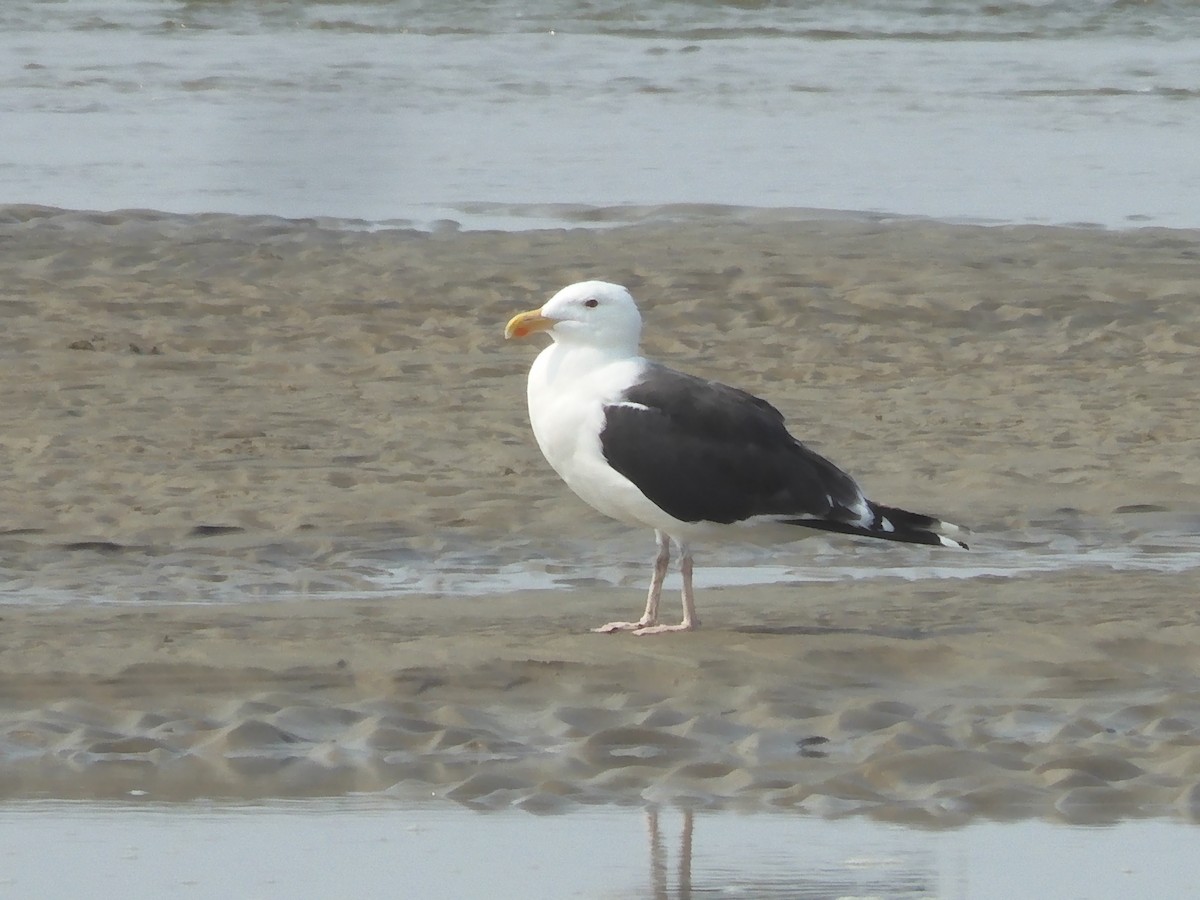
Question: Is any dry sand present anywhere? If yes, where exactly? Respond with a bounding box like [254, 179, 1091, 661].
[1, 204, 1199, 823]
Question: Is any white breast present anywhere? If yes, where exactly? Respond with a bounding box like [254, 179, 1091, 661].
[526, 344, 676, 529]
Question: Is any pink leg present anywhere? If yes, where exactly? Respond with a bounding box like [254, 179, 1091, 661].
[594, 530, 669, 633]
[634, 542, 700, 635]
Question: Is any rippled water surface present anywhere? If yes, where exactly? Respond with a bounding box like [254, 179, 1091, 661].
[1, 800, 1199, 899]
[3, 0, 1200, 226]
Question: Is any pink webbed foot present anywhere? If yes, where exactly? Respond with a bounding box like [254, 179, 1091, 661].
[592, 620, 655, 634]
[631, 619, 699, 636]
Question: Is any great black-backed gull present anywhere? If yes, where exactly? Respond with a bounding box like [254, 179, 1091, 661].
[505, 281, 967, 635]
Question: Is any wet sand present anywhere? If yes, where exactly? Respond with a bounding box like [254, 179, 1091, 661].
[1, 205, 1198, 822]
[4, 570, 1200, 824]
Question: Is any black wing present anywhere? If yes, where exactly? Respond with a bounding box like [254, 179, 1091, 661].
[599, 364, 864, 525]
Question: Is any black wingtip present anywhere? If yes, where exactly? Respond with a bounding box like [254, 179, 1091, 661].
[784, 512, 970, 549]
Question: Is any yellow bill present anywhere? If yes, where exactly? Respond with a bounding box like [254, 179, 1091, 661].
[504, 308, 554, 340]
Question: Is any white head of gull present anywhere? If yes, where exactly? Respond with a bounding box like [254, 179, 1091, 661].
[505, 280, 967, 635]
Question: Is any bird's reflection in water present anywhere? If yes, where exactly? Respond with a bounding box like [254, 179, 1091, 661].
[647, 806, 692, 900]
[639, 806, 935, 900]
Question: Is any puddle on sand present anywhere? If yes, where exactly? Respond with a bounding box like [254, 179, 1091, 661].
[1, 510, 1197, 605]
[368, 517, 1200, 597]
[0, 800, 1197, 899]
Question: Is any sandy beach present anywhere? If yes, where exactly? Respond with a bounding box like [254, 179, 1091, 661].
[1, 205, 1198, 823]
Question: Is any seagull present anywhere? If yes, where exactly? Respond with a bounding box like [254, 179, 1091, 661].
[505, 281, 967, 635]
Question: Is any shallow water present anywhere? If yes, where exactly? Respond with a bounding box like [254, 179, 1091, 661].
[366, 512, 1200, 598]
[2, 507, 1197, 605]
[0, 800, 1197, 899]
[3, 0, 1200, 227]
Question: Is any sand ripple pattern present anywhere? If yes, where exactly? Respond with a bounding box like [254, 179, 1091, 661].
[4, 637, 1200, 826]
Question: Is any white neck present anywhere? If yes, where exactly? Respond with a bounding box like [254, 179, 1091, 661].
[535, 339, 638, 387]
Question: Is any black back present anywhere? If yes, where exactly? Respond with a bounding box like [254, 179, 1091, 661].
[599, 365, 865, 525]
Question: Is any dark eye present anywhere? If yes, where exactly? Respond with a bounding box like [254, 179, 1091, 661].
[584, 298, 599, 308]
